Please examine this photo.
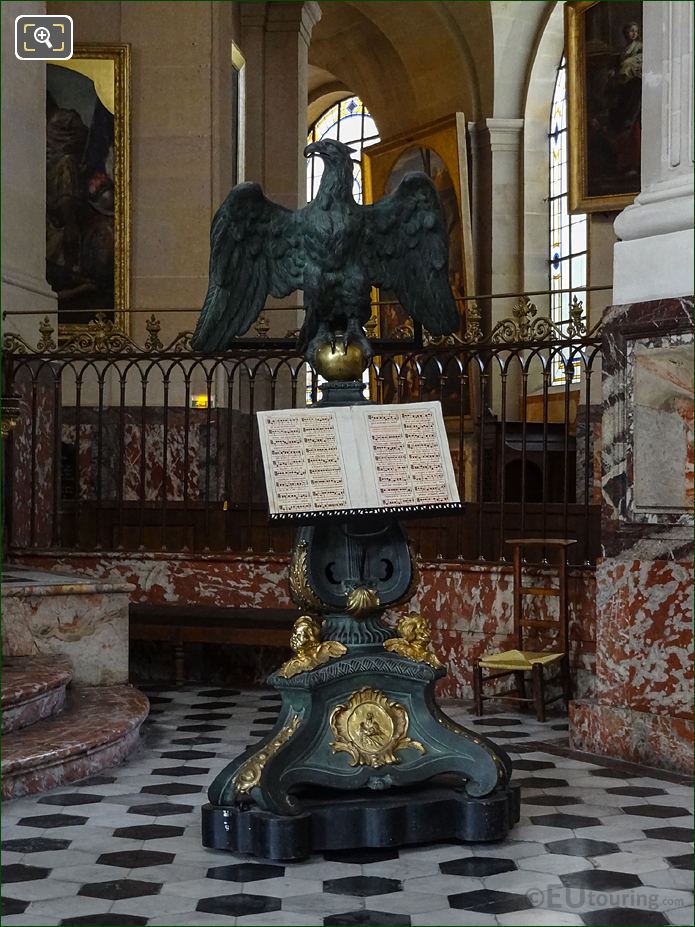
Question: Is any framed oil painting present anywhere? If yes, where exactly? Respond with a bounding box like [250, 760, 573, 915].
[362, 113, 475, 341]
[566, 1, 642, 213]
[362, 114, 477, 425]
[45, 45, 130, 337]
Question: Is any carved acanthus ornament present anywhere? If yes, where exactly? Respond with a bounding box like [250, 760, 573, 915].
[278, 615, 347, 679]
[288, 540, 326, 612]
[233, 713, 303, 795]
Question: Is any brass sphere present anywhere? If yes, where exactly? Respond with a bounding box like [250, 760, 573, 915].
[314, 337, 368, 381]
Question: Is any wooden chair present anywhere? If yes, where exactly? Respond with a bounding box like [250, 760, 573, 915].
[472, 538, 575, 722]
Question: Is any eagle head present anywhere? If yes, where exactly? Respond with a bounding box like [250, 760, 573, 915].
[303, 138, 353, 165]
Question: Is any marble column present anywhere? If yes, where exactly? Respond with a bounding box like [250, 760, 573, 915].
[241, 1, 321, 343]
[613, 1, 694, 303]
[1, 0, 58, 347]
[570, 2, 694, 773]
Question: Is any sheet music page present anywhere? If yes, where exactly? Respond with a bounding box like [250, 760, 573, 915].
[257, 408, 365, 515]
[354, 402, 459, 508]
[257, 401, 458, 516]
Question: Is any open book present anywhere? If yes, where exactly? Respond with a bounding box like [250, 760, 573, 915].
[257, 401, 461, 520]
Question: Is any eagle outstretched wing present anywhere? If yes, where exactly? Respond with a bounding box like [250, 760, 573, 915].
[191, 183, 305, 351]
[361, 173, 460, 335]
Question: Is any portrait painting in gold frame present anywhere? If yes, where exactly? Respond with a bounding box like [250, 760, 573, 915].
[566, 1, 642, 213]
[45, 44, 130, 338]
[361, 113, 477, 435]
[362, 113, 475, 342]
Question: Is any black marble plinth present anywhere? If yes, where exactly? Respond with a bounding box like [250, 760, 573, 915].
[201, 781, 520, 861]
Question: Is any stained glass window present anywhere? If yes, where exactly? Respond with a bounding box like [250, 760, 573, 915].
[306, 98, 379, 403]
[307, 96, 379, 204]
[549, 56, 587, 383]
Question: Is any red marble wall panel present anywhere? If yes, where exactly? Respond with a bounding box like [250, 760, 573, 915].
[570, 700, 694, 775]
[9, 364, 57, 548]
[15, 552, 597, 701]
[572, 296, 695, 773]
[595, 558, 693, 718]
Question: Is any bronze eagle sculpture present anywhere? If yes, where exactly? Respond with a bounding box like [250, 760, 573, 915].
[191, 138, 459, 363]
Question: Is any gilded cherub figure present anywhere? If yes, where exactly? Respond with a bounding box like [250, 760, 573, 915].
[278, 615, 347, 679]
[384, 613, 444, 670]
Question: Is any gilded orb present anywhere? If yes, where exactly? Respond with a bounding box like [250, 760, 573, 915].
[315, 337, 369, 381]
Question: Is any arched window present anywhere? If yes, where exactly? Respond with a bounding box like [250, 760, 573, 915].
[549, 55, 587, 381]
[307, 96, 379, 204]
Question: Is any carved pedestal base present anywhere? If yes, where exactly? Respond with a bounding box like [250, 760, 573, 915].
[204, 650, 518, 858]
[202, 782, 520, 860]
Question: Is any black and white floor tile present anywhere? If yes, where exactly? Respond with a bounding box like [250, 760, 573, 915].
[2, 687, 692, 927]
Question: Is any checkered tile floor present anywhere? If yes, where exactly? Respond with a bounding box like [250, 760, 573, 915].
[2, 687, 693, 926]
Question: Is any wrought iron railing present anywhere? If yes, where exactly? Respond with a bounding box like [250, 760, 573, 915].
[3, 295, 603, 567]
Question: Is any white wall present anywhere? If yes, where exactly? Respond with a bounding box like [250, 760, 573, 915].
[2, 0, 57, 345]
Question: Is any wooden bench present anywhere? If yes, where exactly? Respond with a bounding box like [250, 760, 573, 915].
[129, 604, 299, 685]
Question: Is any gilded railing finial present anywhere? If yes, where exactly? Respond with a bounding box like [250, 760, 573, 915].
[37, 316, 56, 352]
[254, 312, 270, 338]
[464, 300, 482, 343]
[567, 295, 586, 337]
[364, 313, 378, 338]
[144, 314, 163, 351]
[512, 296, 537, 341]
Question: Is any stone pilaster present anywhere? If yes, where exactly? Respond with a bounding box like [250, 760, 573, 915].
[1, 0, 57, 346]
[469, 118, 524, 415]
[241, 1, 321, 341]
[570, 4, 694, 774]
[613, 1, 694, 303]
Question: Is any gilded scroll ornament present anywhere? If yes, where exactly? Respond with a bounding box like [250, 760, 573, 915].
[288, 540, 325, 611]
[384, 613, 444, 670]
[278, 615, 347, 679]
[330, 687, 425, 768]
[233, 713, 302, 795]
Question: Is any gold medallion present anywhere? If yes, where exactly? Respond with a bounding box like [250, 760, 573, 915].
[330, 688, 425, 768]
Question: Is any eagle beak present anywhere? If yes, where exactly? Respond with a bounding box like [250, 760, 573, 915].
[304, 142, 320, 159]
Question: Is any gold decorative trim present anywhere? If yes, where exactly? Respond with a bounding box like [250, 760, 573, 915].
[288, 540, 326, 612]
[253, 313, 270, 338]
[489, 296, 586, 344]
[1, 396, 21, 438]
[2, 298, 595, 356]
[37, 316, 57, 352]
[392, 543, 421, 608]
[53, 44, 131, 341]
[233, 713, 302, 795]
[565, 1, 639, 213]
[434, 710, 508, 781]
[384, 614, 444, 670]
[345, 585, 380, 618]
[330, 687, 425, 768]
[278, 615, 347, 678]
[1, 313, 197, 356]
[144, 314, 163, 351]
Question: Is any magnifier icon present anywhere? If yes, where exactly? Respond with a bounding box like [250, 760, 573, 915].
[34, 25, 53, 49]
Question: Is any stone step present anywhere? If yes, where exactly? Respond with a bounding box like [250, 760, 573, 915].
[2, 686, 150, 801]
[1, 655, 73, 733]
